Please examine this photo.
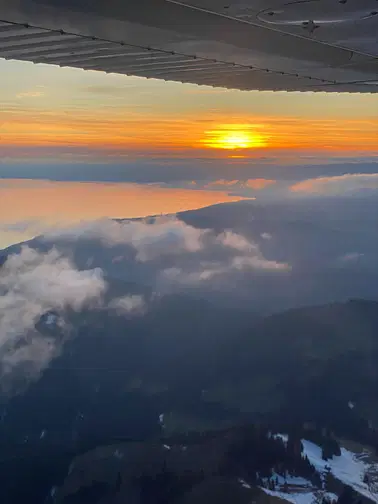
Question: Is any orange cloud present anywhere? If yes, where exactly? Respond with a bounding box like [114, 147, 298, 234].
[204, 179, 239, 188]
[244, 178, 276, 189]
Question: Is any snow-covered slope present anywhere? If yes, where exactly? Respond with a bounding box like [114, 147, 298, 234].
[302, 439, 378, 502]
[258, 434, 378, 504]
[262, 488, 338, 504]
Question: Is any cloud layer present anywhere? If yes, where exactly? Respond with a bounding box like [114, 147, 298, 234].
[46, 217, 207, 262]
[1, 217, 287, 393]
[43, 217, 291, 300]
[45, 217, 290, 283]
[291, 173, 378, 194]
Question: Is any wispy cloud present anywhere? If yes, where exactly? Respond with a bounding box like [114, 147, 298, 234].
[16, 91, 45, 99]
[44, 217, 208, 262]
[244, 179, 276, 190]
[108, 295, 146, 316]
[291, 173, 378, 194]
[44, 217, 290, 284]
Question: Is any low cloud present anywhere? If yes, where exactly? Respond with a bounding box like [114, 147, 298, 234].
[161, 248, 290, 285]
[261, 232, 272, 240]
[231, 255, 289, 271]
[290, 173, 378, 194]
[217, 230, 259, 253]
[1, 216, 288, 393]
[45, 217, 206, 262]
[0, 246, 106, 394]
[158, 227, 289, 285]
[45, 217, 290, 287]
[162, 263, 227, 284]
[108, 295, 146, 316]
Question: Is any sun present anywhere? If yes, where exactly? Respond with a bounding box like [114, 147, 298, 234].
[201, 125, 267, 150]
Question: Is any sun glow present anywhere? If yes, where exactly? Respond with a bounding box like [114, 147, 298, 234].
[201, 125, 267, 150]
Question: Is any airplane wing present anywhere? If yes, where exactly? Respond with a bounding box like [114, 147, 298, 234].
[0, 0, 377, 92]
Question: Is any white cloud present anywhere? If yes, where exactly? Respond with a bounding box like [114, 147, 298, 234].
[45, 217, 207, 262]
[45, 218, 289, 287]
[161, 229, 289, 285]
[231, 255, 290, 271]
[0, 246, 106, 393]
[261, 232, 272, 240]
[217, 231, 258, 253]
[162, 264, 227, 285]
[217, 231, 289, 274]
[108, 295, 146, 316]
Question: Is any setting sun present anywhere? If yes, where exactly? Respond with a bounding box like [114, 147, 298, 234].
[201, 125, 267, 150]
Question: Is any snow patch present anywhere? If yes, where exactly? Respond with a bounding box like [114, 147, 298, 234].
[238, 478, 252, 489]
[302, 439, 378, 502]
[262, 488, 316, 504]
[273, 433, 289, 444]
[262, 488, 337, 504]
[270, 473, 311, 487]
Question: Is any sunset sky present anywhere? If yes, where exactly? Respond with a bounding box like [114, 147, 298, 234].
[1, 57, 377, 248]
[1, 58, 377, 160]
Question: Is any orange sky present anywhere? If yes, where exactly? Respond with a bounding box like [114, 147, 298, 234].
[2, 109, 377, 154]
[1, 59, 377, 159]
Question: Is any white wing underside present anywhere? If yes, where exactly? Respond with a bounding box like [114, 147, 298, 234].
[0, 0, 377, 92]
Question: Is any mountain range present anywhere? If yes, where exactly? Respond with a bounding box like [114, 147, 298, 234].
[1, 199, 378, 503]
